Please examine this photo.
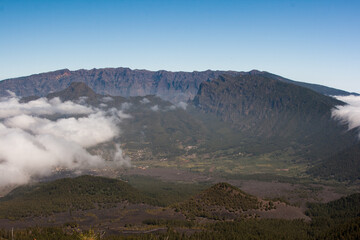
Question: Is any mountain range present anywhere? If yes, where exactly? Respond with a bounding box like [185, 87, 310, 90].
[0, 68, 359, 182]
[0, 67, 360, 239]
[0, 68, 357, 103]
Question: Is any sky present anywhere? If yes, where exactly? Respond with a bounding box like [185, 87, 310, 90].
[0, 0, 359, 93]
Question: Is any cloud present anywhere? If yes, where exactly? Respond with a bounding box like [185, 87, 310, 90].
[168, 102, 188, 111]
[140, 98, 150, 104]
[332, 95, 360, 135]
[0, 96, 130, 187]
[0, 96, 93, 118]
[175, 101, 187, 110]
[150, 105, 159, 111]
[121, 102, 132, 110]
[102, 96, 114, 102]
[113, 144, 131, 167]
[4, 112, 119, 148]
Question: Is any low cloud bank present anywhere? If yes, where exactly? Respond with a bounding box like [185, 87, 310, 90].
[0, 95, 130, 187]
[332, 95, 360, 136]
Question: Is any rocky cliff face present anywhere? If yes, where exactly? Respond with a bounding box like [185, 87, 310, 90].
[0, 68, 355, 103]
[0, 68, 237, 103]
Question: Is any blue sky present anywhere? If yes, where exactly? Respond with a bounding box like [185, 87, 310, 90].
[1, 0, 359, 93]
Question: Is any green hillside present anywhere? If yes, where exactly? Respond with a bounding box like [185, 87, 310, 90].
[175, 182, 267, 219]
[306, 193, 360, 221]
[308, 143, 360, 182]
[0, 175, 150, 219]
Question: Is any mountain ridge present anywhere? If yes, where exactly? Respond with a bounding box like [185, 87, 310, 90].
[0, 67, 356, 103]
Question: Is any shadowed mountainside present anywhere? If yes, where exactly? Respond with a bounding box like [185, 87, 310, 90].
[308, 143, 360, 182]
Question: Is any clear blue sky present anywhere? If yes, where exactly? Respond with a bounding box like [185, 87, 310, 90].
[1, 0, 359, 93]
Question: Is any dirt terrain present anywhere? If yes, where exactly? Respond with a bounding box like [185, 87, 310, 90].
[118, 167, 347, 205]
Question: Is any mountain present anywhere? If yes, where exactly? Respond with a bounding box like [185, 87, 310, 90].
[193, 74, 342, 135]
[0, 68, 355, 103]
[174, 182, 272, 219]
[47, 82, 99, 101]
[189, 72, 351, 143]
[18, 81, 357, 179]
[0, 68, 236, 103]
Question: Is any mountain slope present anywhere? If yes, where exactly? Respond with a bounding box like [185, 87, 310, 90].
[308, 143, 360, 181]
[262, 71, 359, 96]
[306, 193, 360, 221]
[193, 74, 340, 135]
[192, 74, 357, 161]
[47, 82, 99, 101]
[0, 68, 355, 103]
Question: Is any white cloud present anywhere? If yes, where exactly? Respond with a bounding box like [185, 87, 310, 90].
[176, 101, 187, 110]
[332, 95, 360, 135]
[167, 102, 188, 111]
[113, 144, 131, 167]
[0, 97, 93, 118]
[150, 105, 159, 111]
[140, 98, 150, 104]
[121, 102, 132, 110]
[102, 96, 114, 102]
[4, 112, 119, 148]
[0, 96, 130, 187]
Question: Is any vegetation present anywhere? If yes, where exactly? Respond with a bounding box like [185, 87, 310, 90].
[306, 193, 360, 221]
[0, 176, 360, 239]
[123, 175, 208, 206]
[2, 219, 360, 239]
[308, 143, 360, 182]
[174, 182, 266, 219]
[0, 175, 151, 219]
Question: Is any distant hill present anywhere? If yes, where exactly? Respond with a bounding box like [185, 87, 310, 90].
[0, 175, 151, 219]
[0, 68, 355, 103]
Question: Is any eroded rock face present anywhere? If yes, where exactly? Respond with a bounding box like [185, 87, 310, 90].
[0, 68, 236, 103]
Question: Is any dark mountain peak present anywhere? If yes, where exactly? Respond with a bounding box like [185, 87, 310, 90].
[47, 82, 98, 101]
[248, 69, 263, 75]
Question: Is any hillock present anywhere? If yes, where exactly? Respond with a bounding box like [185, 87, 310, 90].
[174, 182, 270, 219]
